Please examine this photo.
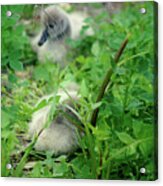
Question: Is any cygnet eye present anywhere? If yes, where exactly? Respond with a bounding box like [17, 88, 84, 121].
[49, 24, 54, 28]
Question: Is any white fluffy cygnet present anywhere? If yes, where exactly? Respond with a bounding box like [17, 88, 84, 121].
[29, 82, 80, 155]
[31, 5, 92, 66]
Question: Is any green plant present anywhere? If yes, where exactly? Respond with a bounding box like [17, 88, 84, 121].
[1, 2, 157, 180]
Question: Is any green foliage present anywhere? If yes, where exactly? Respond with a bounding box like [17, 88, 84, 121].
[1, 5, 36, 77]
[1, 2, 157, 180]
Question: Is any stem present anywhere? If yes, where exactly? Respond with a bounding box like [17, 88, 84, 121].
[13, 135, 38, 176]
[90, 35, 130, 126]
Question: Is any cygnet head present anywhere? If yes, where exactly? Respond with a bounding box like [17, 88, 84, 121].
[38, 6, 71, 46]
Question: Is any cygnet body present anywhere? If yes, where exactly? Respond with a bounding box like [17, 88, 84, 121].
[31, 5, 92, 66]
[29, 83, 80, 155]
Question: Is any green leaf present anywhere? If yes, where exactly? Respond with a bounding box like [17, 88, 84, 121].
[80, 79, 88, 97]
[8, 73, 18, 83]
[133, 121, 154, 156]
[71, 155, 93, 179]
[84, 17, 93, 24]
[91, 41, 100, 56]
[116, 132, 135, 145]
[76, 55, 86, 64]
[1, 110, 11, 128]
[133, 122, 153, 139]
[91, 101, 102, 110]
[31, 162, 42, 177]
[53, 162, 69, 177]
[139, 140, 153, 157]
[93, 122, 111, 141]
[9, 60, 23, 71]
[110, 102, 123, 117]
[33, 65, 50, 82]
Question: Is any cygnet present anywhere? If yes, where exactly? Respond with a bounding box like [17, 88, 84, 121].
[31, 5, 92, 66]
[29, 82, 81, 155]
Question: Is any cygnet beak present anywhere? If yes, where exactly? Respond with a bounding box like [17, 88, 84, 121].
[38, 28, 49, 46]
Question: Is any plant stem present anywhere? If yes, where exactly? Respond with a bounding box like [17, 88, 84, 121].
[13, 135, 38, 177]
[90, 35, 130, 126]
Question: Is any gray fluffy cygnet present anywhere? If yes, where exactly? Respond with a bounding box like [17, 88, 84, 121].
[31, 5, 92, 66]
[29, 83, 80, 155]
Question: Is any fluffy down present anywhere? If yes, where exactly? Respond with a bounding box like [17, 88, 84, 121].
[29, 83, 80, 155]
[30, 5, 92, 66]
